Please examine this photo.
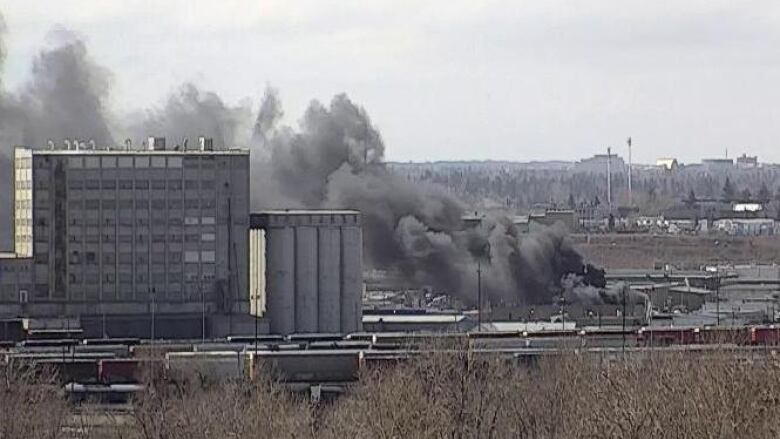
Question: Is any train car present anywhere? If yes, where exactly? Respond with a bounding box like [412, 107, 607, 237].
[247, 350, 361, 383]
[360, 350, 418, 371]
[24, 358, 100, 384]
[130, 343, 194, 358]
[64, 383, 142, 404]
[18, 339, 80, 348]
[344, 332, 377, 343]
[636, 327, 699, 346]
[579, 328, 639, 349]
[371, 332, 469, 348]
[192, 343, 248, 353]
[166, 351, 248, 382]
[98, 358, 163, 384]
[73, 344, 131, 358]
[4, 352, 115, 364]
[751, 326, 780, 345]
[286, 333, 345, 343]
[698, 326, 752, 345]
[82, 337, 141, 346]
[307, 341, 372, 350]
[226, 335, 285, 344]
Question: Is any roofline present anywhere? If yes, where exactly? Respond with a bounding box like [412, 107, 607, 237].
[252, 209, 361, 215]
[17, 146, 249, 155]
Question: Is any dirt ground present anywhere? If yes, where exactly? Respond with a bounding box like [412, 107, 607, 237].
[573, 234, 780, 270]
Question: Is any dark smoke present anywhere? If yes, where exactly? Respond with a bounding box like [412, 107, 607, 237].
[254, 91, 601, 305]
[127, 82, 252, 148]
[0, 22, 115, 249]
[0, 17, 604, 306]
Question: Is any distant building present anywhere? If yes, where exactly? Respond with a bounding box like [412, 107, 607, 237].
[713, 218, 775, 236]
[512, 216, 530, 234]
[702, 158, 734, 170]
[574, 154, 626, 175]
[656, 158, 679, 171]
[736, 153, 758, 168]
[529, 210, 578, 232]
[733, 203, 763, 213]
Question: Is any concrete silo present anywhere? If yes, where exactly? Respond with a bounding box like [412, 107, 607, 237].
[249, 211, 362, 335]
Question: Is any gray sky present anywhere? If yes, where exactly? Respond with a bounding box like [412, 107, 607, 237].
[1, 0, 779, 164]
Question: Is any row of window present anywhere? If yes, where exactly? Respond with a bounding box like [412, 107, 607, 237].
[67, 178, 217, 190]
[66, 232, 215, 244]
[69, 156, 185, 169]
[68, 272, 216, 284]
[67, 199, 218, 210]
[65, 215, 217, 227]
[68, 250, 216, 265]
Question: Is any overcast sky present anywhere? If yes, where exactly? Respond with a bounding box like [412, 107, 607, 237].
[1, 0, 779, 164]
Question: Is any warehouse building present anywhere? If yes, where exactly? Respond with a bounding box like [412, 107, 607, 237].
[0, 138, 251, 338]
[249, 210, 363, 335]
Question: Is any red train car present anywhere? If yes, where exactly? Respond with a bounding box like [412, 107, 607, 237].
[636, 327, 699, 346]
[99, 358, 162, 384]
[751, 326, 780, 345]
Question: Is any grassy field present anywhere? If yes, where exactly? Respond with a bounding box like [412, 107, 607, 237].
[574, 234, 780, 269]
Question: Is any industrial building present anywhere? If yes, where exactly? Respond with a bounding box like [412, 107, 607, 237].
[1, 138, 252, 338]
[249, 210, 363, 335]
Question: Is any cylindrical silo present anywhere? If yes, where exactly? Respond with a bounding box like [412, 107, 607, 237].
[340, 225, 362, 333]
[318, 227, 341, 332]
[267, 226, 295, 334]
[294, 226, 318, 332]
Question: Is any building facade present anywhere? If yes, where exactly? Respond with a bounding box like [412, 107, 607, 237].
[1, 141, 250, 336]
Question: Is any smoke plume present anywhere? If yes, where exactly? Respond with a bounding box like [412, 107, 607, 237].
[0, 16, 604, 306]
[254, 90, 601, 305]
[127, 82, 253, 149]
[0, 23, 115, 248]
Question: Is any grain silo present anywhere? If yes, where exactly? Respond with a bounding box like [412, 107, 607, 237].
[248, 210, 363, 335]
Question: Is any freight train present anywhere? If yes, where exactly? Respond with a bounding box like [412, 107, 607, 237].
[3, 325, 780, 393]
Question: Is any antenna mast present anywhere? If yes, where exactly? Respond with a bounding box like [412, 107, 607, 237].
[627, 137, 632, 206]
[607, 147, 612, 211]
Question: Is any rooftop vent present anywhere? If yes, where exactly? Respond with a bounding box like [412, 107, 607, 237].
[199, 137, 214, 151]
[147, 137, 166, 151]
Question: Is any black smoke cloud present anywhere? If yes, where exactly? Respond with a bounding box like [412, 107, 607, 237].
[0, 16, 602, 305]
[127, 82, 253, 149]
[254, 91, 600, 305]
[0, 23, 115, 249]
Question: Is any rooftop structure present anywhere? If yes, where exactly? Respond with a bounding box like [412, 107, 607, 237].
[736, 153, 758, 168]
[702, 158, 734, 170]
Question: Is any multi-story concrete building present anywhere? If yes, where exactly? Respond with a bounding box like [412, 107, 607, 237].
[1, 138, 251, 337]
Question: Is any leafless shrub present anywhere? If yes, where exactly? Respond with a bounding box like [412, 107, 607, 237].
[5, 346, 780, 438]
[0, 363, 69, 438]
[130, 372, 312, 439]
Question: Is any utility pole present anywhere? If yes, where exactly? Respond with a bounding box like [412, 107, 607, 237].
[476, 241, 490, 332]
[716, 269, 720, 326]
[150, 287, 156, 344]
[627, 137, 633, 206]
[477, 258, 482, 331]
[622, 284, 627, 354]
[606, 147, 612, 211]
[201, 280, 206, 344]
